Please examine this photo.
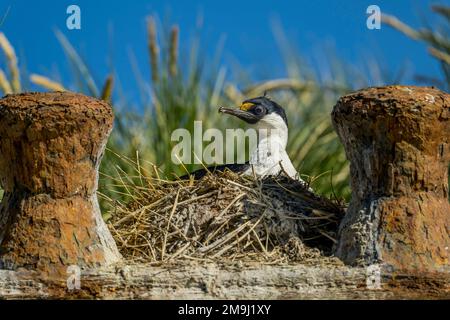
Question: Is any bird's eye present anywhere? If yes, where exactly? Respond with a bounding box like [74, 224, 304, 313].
[253, 106, 264, 115]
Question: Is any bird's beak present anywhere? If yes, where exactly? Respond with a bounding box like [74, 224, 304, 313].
[218, 107, 259, 124]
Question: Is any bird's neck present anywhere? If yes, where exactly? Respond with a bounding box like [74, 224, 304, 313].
[248, 125, 297, 178]
[246, 114, 300, 180]
[254, 119, 288, 150]
[249, 121, 289, 165]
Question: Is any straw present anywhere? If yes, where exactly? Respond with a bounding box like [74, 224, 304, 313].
[104, 152, 345, 265]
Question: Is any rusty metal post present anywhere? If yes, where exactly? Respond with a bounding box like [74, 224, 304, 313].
[0, 92, 121, 273]
[332, 85, 450, 272]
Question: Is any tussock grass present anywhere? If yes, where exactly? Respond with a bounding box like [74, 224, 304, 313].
[1, 4, 448, 212]
[29, 74, 66, 92]
[0, 19, 362, 206]
[0, 32, 20, 93]
[0, 69, 12, 94]
[382, 5, 450, 90]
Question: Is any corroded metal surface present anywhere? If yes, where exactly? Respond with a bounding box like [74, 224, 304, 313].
[0, 92, 121, 274]
[332, 86, 450, 272]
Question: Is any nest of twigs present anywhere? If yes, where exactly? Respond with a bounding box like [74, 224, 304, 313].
[104, 168, 346, 264]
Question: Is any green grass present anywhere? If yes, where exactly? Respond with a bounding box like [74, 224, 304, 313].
[0, 5, 449, 210]
[96, 18, 356, 205]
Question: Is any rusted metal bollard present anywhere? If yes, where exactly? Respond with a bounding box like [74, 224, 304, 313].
[332, 86, 450, 272]
[0, 92, 121, 273]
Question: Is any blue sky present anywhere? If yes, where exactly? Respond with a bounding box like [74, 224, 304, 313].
[0, 0, 448, 102]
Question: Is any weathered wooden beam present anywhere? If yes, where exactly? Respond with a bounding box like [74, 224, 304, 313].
[0, 92, 121, 274]
[332, 86, 450, 272]
[0, 262, 448, 299]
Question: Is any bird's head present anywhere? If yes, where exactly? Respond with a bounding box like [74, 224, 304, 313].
[219, 96, 288, 130]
